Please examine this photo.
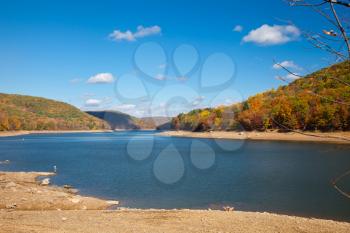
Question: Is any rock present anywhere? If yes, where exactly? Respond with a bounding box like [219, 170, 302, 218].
[0, 160, 10, 164]
[67, 189, 78, 194]
[70, 198, 81, 204]
[106, 200, 119, 205]
[56, 192, 68, 198]
[61, 217, 67, 221]
[5, 182, 16, 188]
[223, 206, 234, 212]
[6, 203, 17, 209]
[41, 178, 50, 186]
[63, 185, 73, 189]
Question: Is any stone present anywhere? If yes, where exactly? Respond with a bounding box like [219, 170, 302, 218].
[223, 206, 234, 212]
[5, 182, 16, 188]
[41, 178, 50, 186]
[0, 160, 10, 164]
[5, 203, 17, 209]
[70, 198, 81, 204]
[106, 200, 119, 205]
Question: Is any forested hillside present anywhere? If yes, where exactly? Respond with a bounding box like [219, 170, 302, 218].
[172, 61, 350, 132]
[0, 93, 109, 131]
[86, 111, 171, 130]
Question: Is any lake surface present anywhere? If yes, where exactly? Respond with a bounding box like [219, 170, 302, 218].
[0, 131, 350, 221]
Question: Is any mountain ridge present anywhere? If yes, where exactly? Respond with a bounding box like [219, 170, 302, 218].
[0, 93, 109, 131]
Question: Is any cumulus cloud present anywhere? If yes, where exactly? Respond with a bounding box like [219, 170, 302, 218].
[109, 25, 161, 42]
[85, 99, 102, 107]
[272, 60, 302, 70]
[233, 25, 243, 32]
[242, 24, 300, 45]
[87, 73, 114, 84]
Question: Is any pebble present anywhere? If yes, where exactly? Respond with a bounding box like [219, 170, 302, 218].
[0, 160, 10, 164]
[41, 178, 50, 186]
[61, 217, 67, 221]
[70, 198, 81, 204]
[5, 182, 16, 188]
[106, 200, 119, 205]
[223, 206, 234, 212]
[5, 203, 17, 209]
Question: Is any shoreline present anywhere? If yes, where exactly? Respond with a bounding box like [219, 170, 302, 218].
[0, 130, 113, 137]
[158, 130, 350, 144]
[2, 129, 350, 144]
[0, 171, 349, 232]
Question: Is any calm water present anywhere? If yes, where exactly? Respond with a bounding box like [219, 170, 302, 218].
[0, 131, 349, 221]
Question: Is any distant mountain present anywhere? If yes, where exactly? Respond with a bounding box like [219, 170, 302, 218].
[139, 116, 172, 129]
[0, 93, 109, 131]
[86, 111, 171, 130]
[171, 61, 350, 132]
[86, 111, 140, 130]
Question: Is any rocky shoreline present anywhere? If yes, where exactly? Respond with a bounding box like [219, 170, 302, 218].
[158, 130, 350, 144]
[0, 130, 113, 137]
[0, 171, 349, 232]
[0, 172, 118, 211]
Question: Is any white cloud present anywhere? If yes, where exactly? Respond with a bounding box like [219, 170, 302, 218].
[286, 73, 301, 80]
[87, 73, 114, 84]
[69, 78, 82, 84]
[113, 104, 136, 110]
[273, 60, 302, 70]
[192, 96, 205, 106]
[109, 103, 146, 117]
[109, 25, 161, 42]
[276, 73, 301, 81]
[155, 74, 166, 80]
[243, 24, 300, 45]
[233, 25, 243, 32]
[85, 99, 102, 107]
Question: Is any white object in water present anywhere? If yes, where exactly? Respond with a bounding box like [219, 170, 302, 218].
[53, 165, 57, 173]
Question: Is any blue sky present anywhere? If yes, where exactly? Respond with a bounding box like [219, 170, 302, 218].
[0, 0, 335, 117]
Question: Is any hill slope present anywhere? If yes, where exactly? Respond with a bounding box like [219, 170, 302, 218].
[172, 61, 350, 132]
[0, 93, 109, 131]
[86, 111, 140, 130]
[86, 111, 171, 130]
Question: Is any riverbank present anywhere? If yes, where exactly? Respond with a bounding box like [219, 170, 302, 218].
[0, 171, 349, 232]
[158, 130, 350, 144]
[0, 130, 113, 137]
[0, 172, 118, 210]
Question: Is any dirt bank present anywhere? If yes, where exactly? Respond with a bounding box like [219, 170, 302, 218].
[0, 172, 117, 210]
[158, 130, 350, 144]
[0, 171, 349, 232]
[0, 130, 113, 137]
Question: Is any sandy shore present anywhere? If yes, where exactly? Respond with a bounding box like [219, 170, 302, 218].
[158, 130, 350, 144]
[0, 130, 113, 137]
[0, 171, 349, 232]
